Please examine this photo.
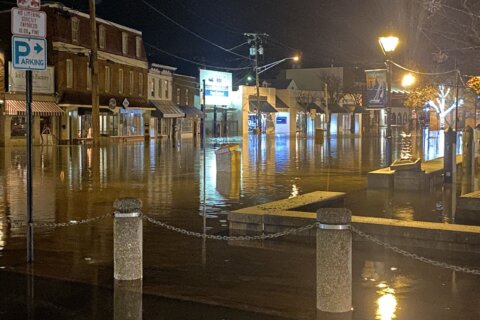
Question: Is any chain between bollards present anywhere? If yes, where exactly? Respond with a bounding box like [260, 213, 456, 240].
[352, 226, 480, 275]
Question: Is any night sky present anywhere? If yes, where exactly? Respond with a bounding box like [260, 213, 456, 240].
[1, 0, 477, 77]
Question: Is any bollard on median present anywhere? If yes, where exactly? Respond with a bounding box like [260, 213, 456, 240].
[113, 197, 143, 281]
[316, 208, 352, 315]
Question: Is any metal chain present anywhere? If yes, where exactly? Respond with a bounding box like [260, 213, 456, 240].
[352, 226, 480, 275]
[7, 213, 112, 228]
[143, 214, 317, 241]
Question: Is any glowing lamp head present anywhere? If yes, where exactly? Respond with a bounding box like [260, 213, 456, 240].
[379, 36, 399, 54]
[402, 73, 415, 87]
[292, 56, 300, 62]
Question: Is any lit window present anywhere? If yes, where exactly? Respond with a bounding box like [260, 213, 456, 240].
[86, 64, 91, 90]
[99, 25, 106, 49]
[176, 88, 180, 104]
[129, 71, 134, 94]
[118, 69, 123, 94]
[135, 36, 142, 58]
[105, 66, 111, 92]
[71, 17, 79, 42]
[122, 32, 128, 55]
[66, 59, 73, 88]
[185, 89, 189, 105]
[138, 73, 143, 96]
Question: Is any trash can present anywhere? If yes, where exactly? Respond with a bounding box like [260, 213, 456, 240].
[315, 128, 324, 143]
[215, 144, 241, 172]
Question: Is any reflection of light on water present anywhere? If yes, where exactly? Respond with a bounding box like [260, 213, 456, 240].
[0, 223, 4, 249]
[289, 184, 299, 198]
[376, 289, 397, 320]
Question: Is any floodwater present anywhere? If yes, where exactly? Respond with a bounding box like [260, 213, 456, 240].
[0, 130, 479, 319]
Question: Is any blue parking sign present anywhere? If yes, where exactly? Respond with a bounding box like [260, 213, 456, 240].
[12, 35, 47, 71]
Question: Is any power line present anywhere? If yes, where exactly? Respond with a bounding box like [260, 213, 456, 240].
[141, 0, 251, 61]
[390, 60, 459, 76]
[145, 43, 252, 71]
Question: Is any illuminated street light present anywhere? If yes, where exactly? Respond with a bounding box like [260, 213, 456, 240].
[402, 73, 415, 88]
[378, 36, 399, 54]
[378, 34, 399, 165]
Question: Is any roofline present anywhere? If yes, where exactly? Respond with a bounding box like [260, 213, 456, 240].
[43, 3, 142, 35]
[150, 63, 177, 71]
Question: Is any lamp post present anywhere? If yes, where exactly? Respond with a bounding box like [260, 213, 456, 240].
[379, 35, 399, 165]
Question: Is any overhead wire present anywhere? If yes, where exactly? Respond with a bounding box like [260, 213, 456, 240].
[141, 0, 251, 61]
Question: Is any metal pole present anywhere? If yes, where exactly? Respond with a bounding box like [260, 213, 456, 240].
[455, 70, 459, 137]
[202, 80, 207, 231]
[324, 83, 329, 136]
[26, 70, 34, 263]
[255, 36, 261, 136]
[386, 60, 393, 165]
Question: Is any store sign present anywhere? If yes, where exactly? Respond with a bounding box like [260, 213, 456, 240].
[199, 69, 232, 106]
[365, 69, 387, 109]
[8, 62, 54, 93]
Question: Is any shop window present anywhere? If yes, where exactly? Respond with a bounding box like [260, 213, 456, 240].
[11, 116, 26, 137]
[71, 17, 79, 43]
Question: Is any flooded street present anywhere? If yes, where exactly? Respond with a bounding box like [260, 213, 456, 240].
[1, 131, 480, 319]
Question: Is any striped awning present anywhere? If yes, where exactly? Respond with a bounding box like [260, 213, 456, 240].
[4, 100, 64, 116]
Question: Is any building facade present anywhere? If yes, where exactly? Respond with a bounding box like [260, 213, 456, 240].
[173, 73, 201, 139]
[0, 4, 152, 146]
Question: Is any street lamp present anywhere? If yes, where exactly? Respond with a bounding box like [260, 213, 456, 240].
[401, 73, 415, 88]
[379, 35, 399, 165]
[253, 56, 300, 134]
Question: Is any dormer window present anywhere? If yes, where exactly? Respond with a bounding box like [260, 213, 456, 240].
[122, 32, 128, 55]
[135, 36, 142, 58]
[71, 17, 79, 42]
[99, 25, 106, 49]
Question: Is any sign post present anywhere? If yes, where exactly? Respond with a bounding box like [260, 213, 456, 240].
[11, 0, 46, 263]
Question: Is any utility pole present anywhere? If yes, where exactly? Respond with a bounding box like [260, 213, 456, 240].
[89, 0, 100, 145]
[245, 33, 268, 135]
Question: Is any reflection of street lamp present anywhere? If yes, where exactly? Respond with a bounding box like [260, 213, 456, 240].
[254, 56, 300, 134]
[379, 35, 399, 165]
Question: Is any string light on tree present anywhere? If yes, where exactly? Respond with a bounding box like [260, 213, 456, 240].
[426, 85, 464, 129]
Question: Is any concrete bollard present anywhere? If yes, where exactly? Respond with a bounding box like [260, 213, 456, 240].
[114, 280, 142, 320]
[113, 197, 143, 281]
[316, 208, 352, 315]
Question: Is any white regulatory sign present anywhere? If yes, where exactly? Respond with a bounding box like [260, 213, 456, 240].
[17, 0, 41, 10]
[11, 7, 46, 37]
[12, 36, 47, 71]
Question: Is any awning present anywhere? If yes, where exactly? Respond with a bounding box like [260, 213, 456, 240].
[323, 103, 348, 113]
[354, 105, 369, 113]
[275, 96, 289, 109]
[4, 100, 63, 116]
[179, 105, 204, 119]
[150, 100, 185, 118]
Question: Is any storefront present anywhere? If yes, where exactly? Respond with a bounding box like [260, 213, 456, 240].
[150, 100, 185, 139]
[248, 96, 278, 133]
[179, 105, 203, 138]
[0, 95, 63, 146]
